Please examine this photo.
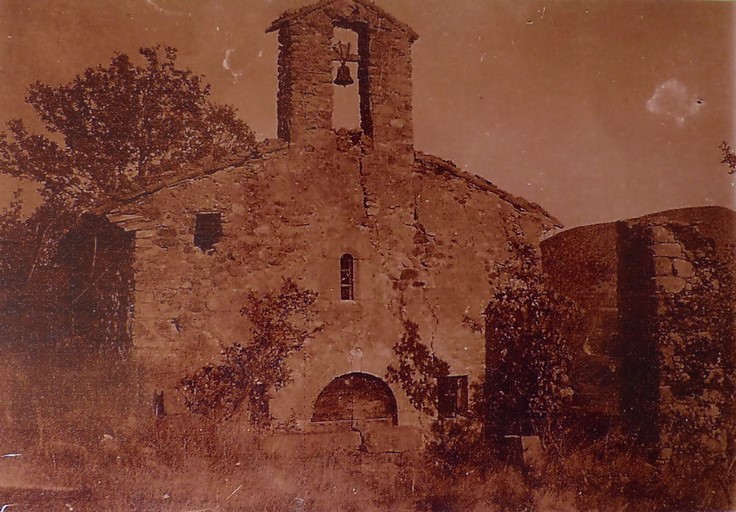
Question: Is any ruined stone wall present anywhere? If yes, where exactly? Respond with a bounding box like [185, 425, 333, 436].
[105, 141, 555, 430]
[543, 206, 736, 429]
[617, 218, 735, 471]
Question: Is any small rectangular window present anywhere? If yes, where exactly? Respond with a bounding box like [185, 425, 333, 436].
[437, 375, 469, 419]
[194, 213, 222, 253]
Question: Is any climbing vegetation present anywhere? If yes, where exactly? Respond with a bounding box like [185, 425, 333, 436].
[386, 320, 450, 416]
[179, 279, 318, 423]
[484, 240, 578, 444]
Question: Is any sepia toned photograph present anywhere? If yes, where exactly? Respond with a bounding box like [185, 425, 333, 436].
[0, 0, 734, 510]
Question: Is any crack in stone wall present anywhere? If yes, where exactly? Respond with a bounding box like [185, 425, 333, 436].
[51, 0, 561, 435]
[98, 142, 553, 430]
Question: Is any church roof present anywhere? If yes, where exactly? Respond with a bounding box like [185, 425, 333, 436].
[266, 0, 419, 42]
[415, 152, 563, 228]
[95, 143, 560, 231]
[93, 139, 287, 216]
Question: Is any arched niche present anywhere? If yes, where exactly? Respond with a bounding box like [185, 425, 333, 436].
[311, 372, 398, 425]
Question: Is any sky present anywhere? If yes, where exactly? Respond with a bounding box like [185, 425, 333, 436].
[0, 0, 733, 228]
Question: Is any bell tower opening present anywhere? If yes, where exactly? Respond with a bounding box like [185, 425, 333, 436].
[268, 0, 416, 152]
[332, 25, 371, 136]
[332, 28, 360, 131]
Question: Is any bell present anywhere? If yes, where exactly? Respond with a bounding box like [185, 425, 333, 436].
[334, 63, 354, 87]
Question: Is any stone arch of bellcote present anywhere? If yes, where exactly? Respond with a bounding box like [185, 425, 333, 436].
[267, 0, 417, 157]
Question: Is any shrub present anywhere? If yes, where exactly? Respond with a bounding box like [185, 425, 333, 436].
[179, 279, 318, 423]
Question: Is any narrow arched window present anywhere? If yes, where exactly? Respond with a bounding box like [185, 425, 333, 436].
[340, 254, 355, 300]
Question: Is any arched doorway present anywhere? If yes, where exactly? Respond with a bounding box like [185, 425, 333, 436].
[312, 373, 398, 425]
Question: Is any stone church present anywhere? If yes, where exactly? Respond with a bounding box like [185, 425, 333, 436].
[61, 0, 559, 435]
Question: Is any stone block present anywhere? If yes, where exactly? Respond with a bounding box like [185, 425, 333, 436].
[363, 425, 422, 453]
[654, 257, 673, 276]
[672, 259, 694, 278]
[650, 225, 676, 244]
[653, 243, 683, 258]
[660, 345, 676, 368]
[700, 433, 727, 454]
[521, 435, 544, 468]
[660, 447, 673, 460]
[668, 333, 684, 346]
[501, 435, 544, 469]
[655, 276, 687, 294]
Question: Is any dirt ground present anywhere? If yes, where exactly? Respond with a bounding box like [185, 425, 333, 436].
[0, 449, 446, 512]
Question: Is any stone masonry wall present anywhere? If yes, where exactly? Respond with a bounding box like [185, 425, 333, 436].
[617, 219, 735, 470]
[81, 0, 560, 437]
[649, 223, 734, 467]
[543, 206, 736, 432]
[104, 139, 556, 431]
[272, 0, 415, 162]
[275, 16, 333, 151]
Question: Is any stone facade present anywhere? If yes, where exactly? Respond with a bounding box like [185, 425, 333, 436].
[62, 0, 559, 434]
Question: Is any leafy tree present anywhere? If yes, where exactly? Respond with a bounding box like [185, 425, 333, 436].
[0, 45, 255, 210]
[484, 240, 577, 444]
[0, 190, 25, 280]
[0, 189, 72, 346]
[179, 280, 318, 423]
[720, 141, 736, 174]
[0, 46, 256, 343]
